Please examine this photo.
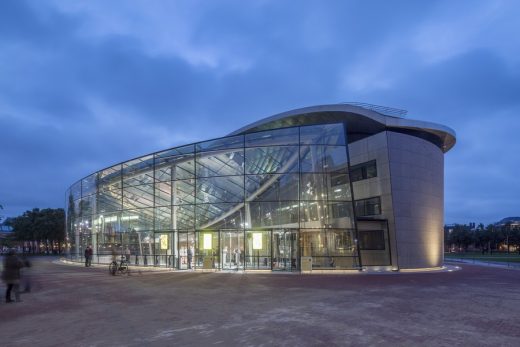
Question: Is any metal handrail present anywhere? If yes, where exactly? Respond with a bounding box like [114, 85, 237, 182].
[341, 102, 408, 118]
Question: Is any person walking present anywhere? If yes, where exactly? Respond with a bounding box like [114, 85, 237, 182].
[2, 249, 24, 303]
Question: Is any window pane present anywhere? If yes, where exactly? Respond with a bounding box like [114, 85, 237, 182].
[249, 201, 299, 228]
[366, 197, 381, 215]
[330, 202, 355, 228]
[245, 127, 299, 146]
[71, 181, 82, 200]
[300, 229, 358, 269]
[99, 164, 122, 190]
[155, 153, 195, 181]
[366, 161, 377, 178]
[123, 184, 154, 209]
[97, 189, 122, 213]
[155, 145, 194, 158]
[300, 146, 348, 173]
[196, 176, 244, 203]
[82, 174, 97, 196]
[98, 212, 123, 234]
[195, 204, 244, 229]
[350, 160, 377, 182]
[122, 155, 154, 186]
[350, 167, 364, 182]
[329, 172, 352, 201]
[154, 207, 172, 231]
[300, 173, 351, 201]
[300, 201, 354, 229]
[359, 230, 386, 250]
[173, 179, 195, 205]
[249, 201, 276, 228]
[299, 201, 324, 226]
[196, 135, 244, 152]
[173, 205, 195, 230]
[330, 201, 354, 220]
[245, 174, 299, 202]
[245, 146, 299, 174]
[355, 197, 381, 216]
[300, 123, 346, 145]
[155, 181, 172, 206]
[79, 195, 96, 216]
[196, 149, 245, 177]
[121, 208, 154, 232]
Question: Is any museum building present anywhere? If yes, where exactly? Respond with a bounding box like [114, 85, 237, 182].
[66, 103, 456, 271]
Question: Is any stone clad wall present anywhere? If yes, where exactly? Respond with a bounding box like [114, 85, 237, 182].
[387, 132, 444, 269]
[349, 131, 397, 268]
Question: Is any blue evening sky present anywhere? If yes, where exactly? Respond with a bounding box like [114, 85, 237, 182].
[1, 0, 519, 224]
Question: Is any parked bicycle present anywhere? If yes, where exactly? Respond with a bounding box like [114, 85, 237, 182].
[109, 256, 130, 276]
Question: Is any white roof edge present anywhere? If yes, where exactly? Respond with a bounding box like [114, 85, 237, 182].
[229, 104, 456, 152]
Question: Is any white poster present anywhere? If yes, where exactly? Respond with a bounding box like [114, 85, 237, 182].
[253, 233, 263, 250]
[203, 233, 212, 250]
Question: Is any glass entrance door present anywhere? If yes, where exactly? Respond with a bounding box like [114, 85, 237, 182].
[221, 229, 244, 270]
[154, 232, 173, 267]
[272, 229, 299, 271]
[245, 230, 271, 270]
[178, 231, 195, 269]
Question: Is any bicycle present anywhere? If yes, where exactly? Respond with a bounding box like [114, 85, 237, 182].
[109, 256, 130, 276]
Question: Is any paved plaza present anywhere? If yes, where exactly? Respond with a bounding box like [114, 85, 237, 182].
[1, 257, 519, 346]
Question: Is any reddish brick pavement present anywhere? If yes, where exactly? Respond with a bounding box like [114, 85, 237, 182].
[1, 257, 519, 346]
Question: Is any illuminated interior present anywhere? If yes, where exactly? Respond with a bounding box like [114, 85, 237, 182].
[66, 103, 455, 271]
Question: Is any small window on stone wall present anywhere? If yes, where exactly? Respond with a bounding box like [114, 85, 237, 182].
[354, 196, 381, 216]
[350, 160, 377, 182]
[359, 230, 385, 250]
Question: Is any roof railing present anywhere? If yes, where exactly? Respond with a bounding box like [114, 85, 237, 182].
[341, 102, 408, 118]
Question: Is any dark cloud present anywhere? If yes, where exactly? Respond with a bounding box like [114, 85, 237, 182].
[0, 0, 519, 224]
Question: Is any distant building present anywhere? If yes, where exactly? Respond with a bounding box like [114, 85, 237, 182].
[66, 103, 456, 271]
[495, 217, 520, 227]
[0, 224, 13, 239]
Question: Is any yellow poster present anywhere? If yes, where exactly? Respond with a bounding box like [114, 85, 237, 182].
[160, 234, 168, 250]
[253, 232, 262, 250]
[203, 233, 212, 250]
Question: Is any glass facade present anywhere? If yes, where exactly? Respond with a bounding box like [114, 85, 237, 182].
[66, 123, 362, 270]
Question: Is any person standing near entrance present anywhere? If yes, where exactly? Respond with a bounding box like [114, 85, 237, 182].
[84, 245, 93, 267]
[84, 247, 90, 267]
[125, 247, 131, 262]
[87, 245, 93, 267]
[187, 246, 193, 269]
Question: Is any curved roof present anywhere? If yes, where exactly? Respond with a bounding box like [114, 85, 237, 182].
[229, 104, 456, 152]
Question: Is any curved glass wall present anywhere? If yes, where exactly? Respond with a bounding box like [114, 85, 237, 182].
[66, 122, 359, 270]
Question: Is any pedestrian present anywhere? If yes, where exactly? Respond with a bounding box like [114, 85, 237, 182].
[2, 249, 24, 303]
[84, 247, 89, 267]
[87, 245, 93, 267]
[187, 246, 193, 269]
[125, 247, 131, 262]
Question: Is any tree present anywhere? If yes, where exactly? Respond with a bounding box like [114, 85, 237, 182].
[475, 227, 491, 253]
[10, 208, 65, 254]
[447, 224, 474, 251]
[502, 222, 513, 254]
[484, 224, 505, 254]
[509, 226, 520, 254]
